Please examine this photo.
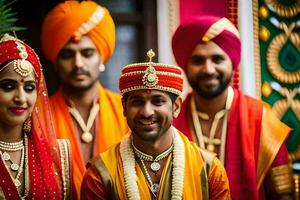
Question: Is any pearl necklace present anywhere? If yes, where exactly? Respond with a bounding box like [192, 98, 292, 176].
[0, 135, 28, 188]
[131, 141, 173, 172]
[0, 140, 23, 151]
[120, 127, 185, 200]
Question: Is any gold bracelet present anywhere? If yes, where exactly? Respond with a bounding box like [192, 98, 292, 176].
[269, 164, 293, 194]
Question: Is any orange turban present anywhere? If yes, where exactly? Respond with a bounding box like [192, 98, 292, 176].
[41, 1, 115, 64]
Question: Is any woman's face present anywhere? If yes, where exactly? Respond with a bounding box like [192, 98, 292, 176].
[0, 62, 37, 128]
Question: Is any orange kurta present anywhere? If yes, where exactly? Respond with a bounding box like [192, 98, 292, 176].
[50, 83, 128, 199]
[81, 130, 230, 199]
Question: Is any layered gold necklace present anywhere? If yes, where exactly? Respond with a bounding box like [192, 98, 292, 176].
[190, 86, 233, 163]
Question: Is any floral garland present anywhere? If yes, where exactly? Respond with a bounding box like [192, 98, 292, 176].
[120, 127, 185, 199]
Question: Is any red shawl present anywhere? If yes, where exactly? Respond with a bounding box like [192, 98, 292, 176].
[173, 89, 290, 199]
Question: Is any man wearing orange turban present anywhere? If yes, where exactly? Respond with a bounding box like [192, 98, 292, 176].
[41, 1, 128, 199]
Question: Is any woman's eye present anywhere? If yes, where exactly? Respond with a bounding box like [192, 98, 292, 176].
[0, 83, 14, 91]
[24, 84, 36, 92]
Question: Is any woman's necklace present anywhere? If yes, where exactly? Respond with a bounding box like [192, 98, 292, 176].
[68, 100, 99, 143]
[0, 135, 28, 189]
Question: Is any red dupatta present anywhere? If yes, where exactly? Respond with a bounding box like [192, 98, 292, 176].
[225, 89, 262, 200]
[0, 34, 64, 199]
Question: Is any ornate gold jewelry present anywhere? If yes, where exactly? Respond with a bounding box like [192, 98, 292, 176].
[68, 100, 99, 143]
[23, 117, 32, 133]
[138, 157, 160, 197]
[120, 128, 185, 200]
[264, 0, 300, 18]
[13, 42, 33, 77]
[0, 135, 28, 189]
[143, 50, 158, 88]
[57, 139, 71, 199]
[132, 140, 173, 172]
[191, 87, 234, 163]
[269, 164, 293, 194]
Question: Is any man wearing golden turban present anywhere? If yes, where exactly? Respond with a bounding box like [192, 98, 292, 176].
[41, 1, 128, 198]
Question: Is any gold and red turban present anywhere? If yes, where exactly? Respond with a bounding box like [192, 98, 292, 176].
[119, 50, 183, 96]
[172, 15, 241, 70]
[0, 34, 42, 87]
[41, 1, 115, 64]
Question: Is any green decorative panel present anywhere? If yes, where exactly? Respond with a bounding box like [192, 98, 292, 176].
[257, 0, 300, 156]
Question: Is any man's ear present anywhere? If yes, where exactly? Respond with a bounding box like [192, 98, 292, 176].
[173, 97, 182, 118]
[121, 97, 126, 117]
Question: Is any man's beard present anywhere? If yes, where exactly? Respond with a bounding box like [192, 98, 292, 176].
[189, 73, 232, 99]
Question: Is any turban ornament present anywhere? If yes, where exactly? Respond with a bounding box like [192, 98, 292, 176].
[119, 49, 183, 96]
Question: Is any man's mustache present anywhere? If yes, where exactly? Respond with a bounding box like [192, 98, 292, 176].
[70, 69, 90, 76]
[197, 73, 220, 80]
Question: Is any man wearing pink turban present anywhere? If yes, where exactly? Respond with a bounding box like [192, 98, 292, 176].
[172, 15, 293, 199]
[40, 1, 128, 199]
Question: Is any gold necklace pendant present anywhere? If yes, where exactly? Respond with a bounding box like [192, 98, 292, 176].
[81, 132, 93, 143]
[68, 100, 100, 144]
[207, 143, 215, 152]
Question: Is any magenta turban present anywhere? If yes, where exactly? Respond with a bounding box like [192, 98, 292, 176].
[172, 15, 241, 70]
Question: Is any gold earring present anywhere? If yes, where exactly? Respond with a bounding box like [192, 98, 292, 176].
[99, 64, 105, 72]
[23, 117, 32, 133]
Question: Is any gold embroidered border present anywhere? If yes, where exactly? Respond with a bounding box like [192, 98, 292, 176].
[253, 0, 262, 98]
[57, 139, 71, 200]
[269, 164, 293, 194]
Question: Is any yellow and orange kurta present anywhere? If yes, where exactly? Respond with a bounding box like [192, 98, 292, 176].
[50, 83, 128, 198]
[81, 130, 230, 200]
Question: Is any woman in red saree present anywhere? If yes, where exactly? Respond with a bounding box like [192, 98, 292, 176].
[0, 34, 71, 199]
